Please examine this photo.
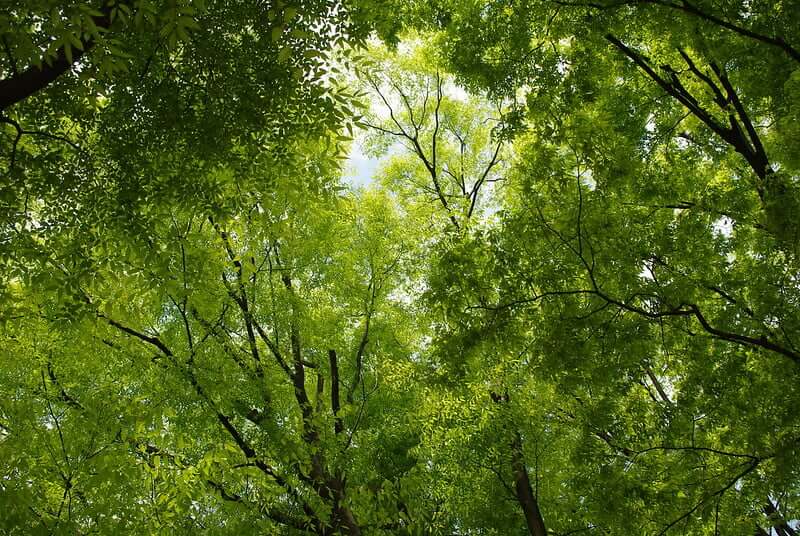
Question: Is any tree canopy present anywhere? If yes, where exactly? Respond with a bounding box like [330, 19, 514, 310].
[1, 1, 799, 535]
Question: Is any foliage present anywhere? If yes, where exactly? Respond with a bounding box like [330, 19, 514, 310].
[1, 1, 800, 535]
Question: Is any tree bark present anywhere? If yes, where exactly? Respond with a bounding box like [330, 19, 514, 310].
[511, 431, 548, 536]
[0, 2, 119, 110]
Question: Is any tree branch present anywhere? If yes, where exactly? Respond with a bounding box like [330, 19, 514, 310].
[555, 0, 800, 62]
[329, 349, 343, 435]
[0, 2, 123, 109]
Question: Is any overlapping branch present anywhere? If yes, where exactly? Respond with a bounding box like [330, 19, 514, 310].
[362, 69, 505, 229]
[553, 0, 800, 63]
[606, 35, 773, 196]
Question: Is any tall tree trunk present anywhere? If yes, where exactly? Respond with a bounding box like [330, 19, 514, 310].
[511, 431, 547, 536]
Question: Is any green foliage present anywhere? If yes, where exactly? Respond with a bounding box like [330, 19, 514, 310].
[1, 1, 800, 535]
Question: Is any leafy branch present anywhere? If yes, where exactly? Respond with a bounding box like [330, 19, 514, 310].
[554, 0, 800, 63]
[606, 35, 773, 196]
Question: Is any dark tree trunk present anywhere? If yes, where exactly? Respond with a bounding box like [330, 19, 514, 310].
[511, 431, 547, 536]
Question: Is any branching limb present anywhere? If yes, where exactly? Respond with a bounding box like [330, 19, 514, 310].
[553, 0, 800, 62]
[346, 278, 377, 404]
[606, 35, 772, 193]
[207, 480, 316, 533]
[211, 218, 267, 379]
[45, 361, 84, 411]
[468, 140, 503, 218]
[656, 459, 761, 535]
[329, 349, 343, 435]
[363, 71, 460, 230]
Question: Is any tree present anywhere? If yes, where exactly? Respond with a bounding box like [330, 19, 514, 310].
[0, 146, 430, 533]
[2, 2, 800, 535]
[1, 0, 370, 287]
[410, 0, 800, 533]
[360, 42, 554, 536]
[358, 39, 507, 231]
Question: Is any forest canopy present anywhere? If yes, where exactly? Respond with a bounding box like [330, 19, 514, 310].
[1, 1, 799, 534]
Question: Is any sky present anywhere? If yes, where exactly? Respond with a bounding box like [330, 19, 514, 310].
[343, 135, 378, 187]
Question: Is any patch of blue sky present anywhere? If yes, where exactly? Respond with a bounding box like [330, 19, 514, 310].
[343, 137, 379, 188]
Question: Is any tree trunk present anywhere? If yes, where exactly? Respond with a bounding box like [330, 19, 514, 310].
[511, 431, 547, 536]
